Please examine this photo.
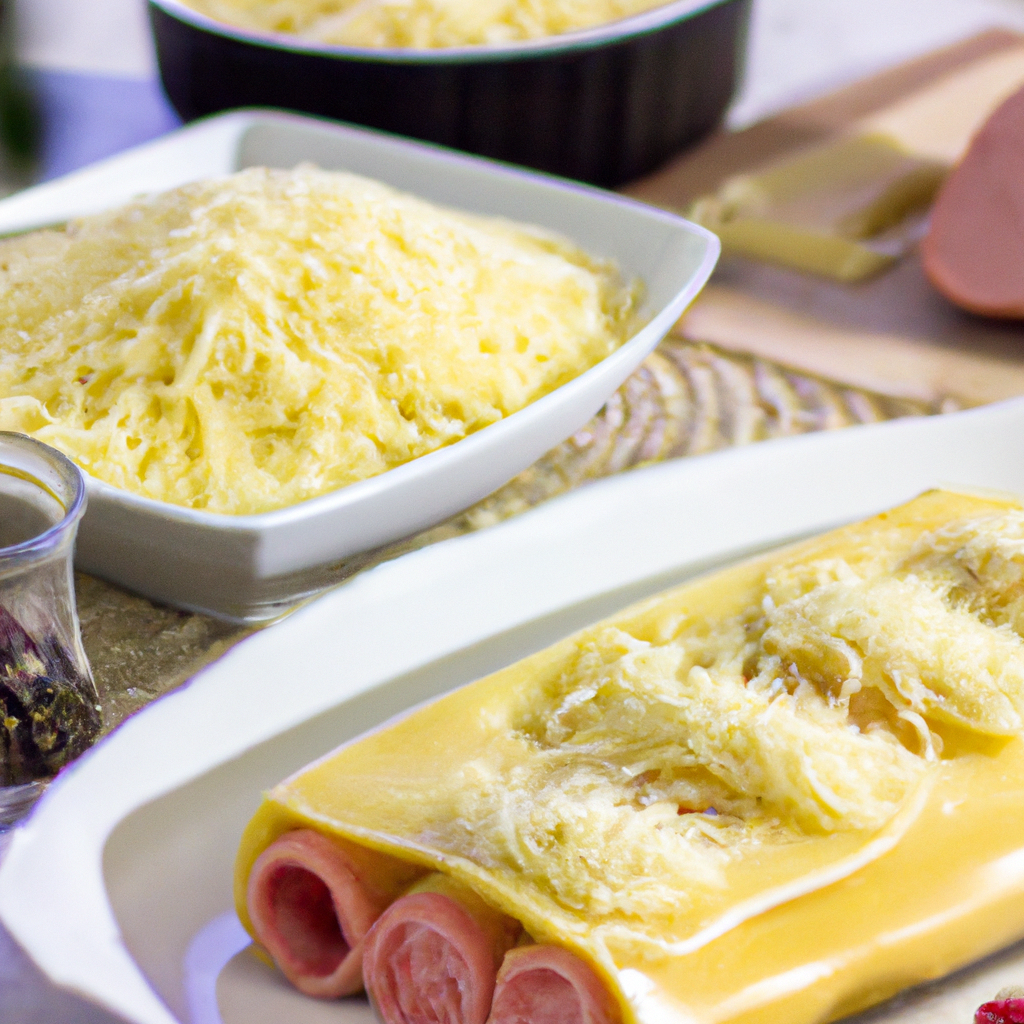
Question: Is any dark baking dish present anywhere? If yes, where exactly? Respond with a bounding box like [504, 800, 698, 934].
[147, 0, 751, 187]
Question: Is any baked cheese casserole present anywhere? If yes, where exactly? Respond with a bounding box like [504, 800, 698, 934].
[183, 0, 674, 48]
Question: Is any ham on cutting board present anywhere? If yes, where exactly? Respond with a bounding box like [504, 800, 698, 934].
[921, 83, 1024, 318]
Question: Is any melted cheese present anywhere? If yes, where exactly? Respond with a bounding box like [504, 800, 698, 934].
[236, 490, 1024, 1024]
[0, 166, 635, 514]
[183, 0, 673, 47]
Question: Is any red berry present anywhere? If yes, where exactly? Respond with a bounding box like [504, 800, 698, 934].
[976, 999, 1024, 1024]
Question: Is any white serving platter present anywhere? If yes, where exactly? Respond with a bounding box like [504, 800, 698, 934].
[0, 109, 719, 622]
[7, 399, 1024, 1024]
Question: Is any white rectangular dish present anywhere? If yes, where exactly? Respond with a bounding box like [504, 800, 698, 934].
[6, 399, 1024, 1024]
[0, 109, 719, 622]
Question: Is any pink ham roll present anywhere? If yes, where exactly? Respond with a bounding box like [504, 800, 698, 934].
[247, 829, 391, 998]
[363, 875, 520, 1024]
[487, 944, 622, 1024]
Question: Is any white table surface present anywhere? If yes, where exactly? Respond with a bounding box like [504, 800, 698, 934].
[5, 0, 1024, 1020]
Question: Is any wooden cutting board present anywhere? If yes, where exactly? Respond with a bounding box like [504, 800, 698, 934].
[625, 29, 1024, 407]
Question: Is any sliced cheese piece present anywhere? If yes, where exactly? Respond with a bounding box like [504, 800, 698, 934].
[859, 44, 1024, 165]
[688, 46, 1024, 284]
[688, 135, 945, 282]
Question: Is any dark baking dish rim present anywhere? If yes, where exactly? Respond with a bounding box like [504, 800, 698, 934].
[147, 0, 737, 63]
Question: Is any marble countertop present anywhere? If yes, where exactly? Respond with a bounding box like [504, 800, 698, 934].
[4, 0, 1024, 1020]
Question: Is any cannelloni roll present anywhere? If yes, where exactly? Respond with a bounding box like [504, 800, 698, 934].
[236, 489, 1024, 1024]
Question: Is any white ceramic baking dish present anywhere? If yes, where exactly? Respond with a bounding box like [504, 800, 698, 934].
[0, 109, 719, 621]
[5, 398, 1024, 1024]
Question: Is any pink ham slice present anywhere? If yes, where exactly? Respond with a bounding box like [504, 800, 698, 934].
[921, 83, 1024, 318]
[246, 829, 390, 997]
[363, 879, 519, 1024]
[486, 944, 622, 1024]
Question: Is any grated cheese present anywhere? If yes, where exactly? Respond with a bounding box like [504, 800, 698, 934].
[0, 166, 636, 514]
[183, 0, 673, 47]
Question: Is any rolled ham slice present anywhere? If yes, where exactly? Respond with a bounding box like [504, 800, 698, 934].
[921, 83, 1024, 318]
[363, 874, 520, 1024]
[487, 944, 622, 1024]
[246, 829, 391, 997]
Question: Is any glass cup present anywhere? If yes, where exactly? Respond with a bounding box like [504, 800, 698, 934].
[0, 432, 98, 830]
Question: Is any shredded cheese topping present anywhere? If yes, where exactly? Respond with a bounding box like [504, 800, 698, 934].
[0, 166, 636, 514]
[183, 0, 673, 47]
[424, 508, 1024, 932]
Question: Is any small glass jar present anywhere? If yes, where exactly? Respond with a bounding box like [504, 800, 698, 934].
[0, 432, 98, 830]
